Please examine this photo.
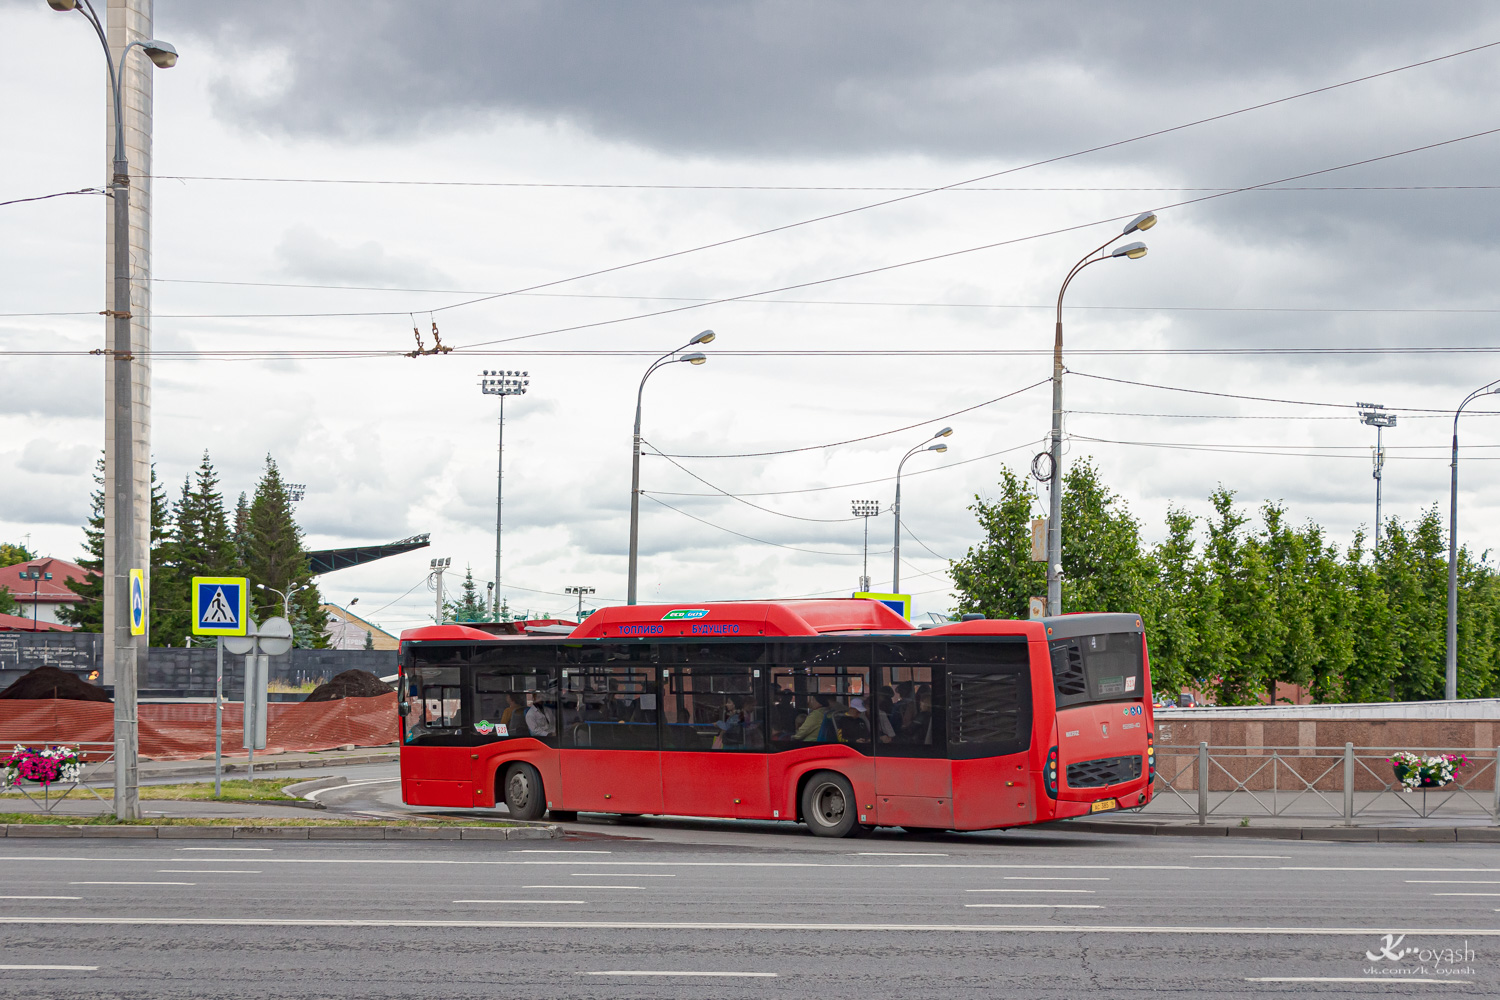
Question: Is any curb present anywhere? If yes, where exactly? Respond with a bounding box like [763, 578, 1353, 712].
[1058, 819, 1500, 842]
[0, 823, 558, 841]
[138, 752, 398, 781]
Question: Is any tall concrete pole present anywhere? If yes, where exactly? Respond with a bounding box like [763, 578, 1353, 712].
[104, 0, 156, 821]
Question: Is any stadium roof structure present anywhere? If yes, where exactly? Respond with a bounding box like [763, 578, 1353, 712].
[305, 533, 431, 576]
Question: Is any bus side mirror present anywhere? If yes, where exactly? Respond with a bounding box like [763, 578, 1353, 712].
[398, 700, 410, 717]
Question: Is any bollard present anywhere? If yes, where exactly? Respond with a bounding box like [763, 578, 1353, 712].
[1198, 741, 1209, 826]
[1343, 742, 1355, 827]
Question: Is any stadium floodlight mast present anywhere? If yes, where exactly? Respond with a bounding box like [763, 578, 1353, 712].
[565, 585, 596, 620]
[49, 0, 178, 823]
[428, 557, 452, 623]
[1038, 211, 1155, 616]
[893, 429, 951, 593]
[480, 370, 530, 619]
[1445, 379, 1500, 701]
[628, 330, 715, 604]
[1357, 403, 1397, 552]
[286, 483, 307, 503]
[851, 500, 881, 592]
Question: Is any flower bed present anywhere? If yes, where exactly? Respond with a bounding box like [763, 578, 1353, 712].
[1389, 751, 1468, 791]
[0, 745, 84, 788]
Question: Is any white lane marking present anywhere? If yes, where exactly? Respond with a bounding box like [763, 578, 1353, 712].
[584, 971, 777, 978]
[1409, 880, 1500, 884]
[1004, 877, 1110, 881]
[1193, 855, 1291, 860]
[5, 917, 1500, 935]
[1432, 892, 1500, 896]
[571, 873, 674, 877]
[304, 778, 399, 802]
[516, 850, 612, 854]
[964, 904, 1103, 909]
[452, 899, 586, 905]
[69, 881, 194, 886]
[6, 857, 1499, 874]
[176, 848, 272, 852]
[966, 893, 1098, 899]
[1247, 978, 1470, 984]
[0, 965, 97, 971]
[0, 896, 79, 900]
[526, 885, 639, 890]
[851, 852, 947, 856]
[157, 870, 260, 874]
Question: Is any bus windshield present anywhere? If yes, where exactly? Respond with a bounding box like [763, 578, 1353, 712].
[1049, 632, 1143, 708]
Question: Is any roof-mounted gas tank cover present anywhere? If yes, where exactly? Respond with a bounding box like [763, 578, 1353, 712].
[1039, 613, 1143, 641]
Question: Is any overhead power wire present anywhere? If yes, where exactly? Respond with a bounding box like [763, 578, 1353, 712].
[1071, 434, 1500, 460]
[640, 443, 857, 523]
[315, 38, 1500, 325]
[642, 493, 864, 558]
[1069, 371, 1482, 413]
[1067, 408, 1500, 420]
[651, 379, 1048, 458]
[0, 187, 107, 208]
[455, 123, 1500, 350]
[151, 178, 1500, 193]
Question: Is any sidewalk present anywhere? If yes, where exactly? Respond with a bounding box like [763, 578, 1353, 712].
[1066, 807, 1500, 842]
[131, 747, 397, 780]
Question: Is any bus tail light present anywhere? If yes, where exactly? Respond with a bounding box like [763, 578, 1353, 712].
[1147, 731, 1156, 784]
[1045, 746, 1059, 798]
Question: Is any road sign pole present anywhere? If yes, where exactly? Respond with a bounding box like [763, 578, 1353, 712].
[214, 636, 223, 797]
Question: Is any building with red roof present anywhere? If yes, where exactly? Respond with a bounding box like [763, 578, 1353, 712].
[0, 557, 89, 628]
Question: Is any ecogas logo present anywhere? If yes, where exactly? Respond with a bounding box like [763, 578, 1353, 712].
[662, 609, 709, 620]
[1362, 934, 1476, 979]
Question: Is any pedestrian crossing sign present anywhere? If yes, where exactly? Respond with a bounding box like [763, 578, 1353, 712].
[192, 576, 248, 636]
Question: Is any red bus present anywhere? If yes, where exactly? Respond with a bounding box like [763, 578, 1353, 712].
[397, 600, 1155, 837]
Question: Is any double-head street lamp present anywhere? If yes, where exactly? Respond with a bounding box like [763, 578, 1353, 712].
[49, 0, 178, 823]
[1445, 379, 1500, 701]
[627, 331, 715, 604]
[480, 370, 530, 619]
[1040, 212, 1156, 616]
[256, 581, 307, 624]
[851, 500, 881, 592]
[893, 429, 951, 593]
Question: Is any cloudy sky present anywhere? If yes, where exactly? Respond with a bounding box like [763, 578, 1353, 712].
[5, 1, 1500, 632]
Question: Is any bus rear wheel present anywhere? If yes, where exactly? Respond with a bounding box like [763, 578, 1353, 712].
[502, 763, 546, 821]
[801, 771, 859, 838]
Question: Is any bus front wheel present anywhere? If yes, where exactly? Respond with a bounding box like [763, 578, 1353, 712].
[502, 763, 546, 821]
[801, 771, 860, 838]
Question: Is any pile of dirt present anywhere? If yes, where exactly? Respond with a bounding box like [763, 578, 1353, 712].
[303, 669, 393, 703]
[0, 665, 111, 702]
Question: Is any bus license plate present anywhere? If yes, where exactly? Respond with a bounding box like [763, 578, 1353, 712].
[1090, 800, 1117, 813]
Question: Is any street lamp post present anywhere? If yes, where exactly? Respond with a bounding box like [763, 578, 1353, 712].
[49, 0, 178, 822]
[892, 429, 951, 593]
[479, 370, 529, 620]
[1445, 380, 1500, 701]
[627, 331, 715, 604]
[851, 500, 880, 592]
[1041, 212, 1155, 616]
[565, 585, 595, 621]
[256, 582, 306, 624]
[1358, 403, 1397, 552]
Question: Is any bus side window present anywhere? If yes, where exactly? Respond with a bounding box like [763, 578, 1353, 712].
[770, 643, 871, 751]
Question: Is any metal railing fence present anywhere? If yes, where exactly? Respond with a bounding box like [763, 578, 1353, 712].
[0, 737, 116, 814]
[1150, 743, 1500, 826]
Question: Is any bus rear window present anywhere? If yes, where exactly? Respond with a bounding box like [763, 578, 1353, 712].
[1049, 632, 1143, 708]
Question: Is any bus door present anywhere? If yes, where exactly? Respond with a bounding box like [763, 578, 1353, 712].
[945, 641, 1034, 830]
[558, 644, 663, 815]
[874, 646, 951, 830]
[660, 643, 768, 818]
[469, 648, 559, 804]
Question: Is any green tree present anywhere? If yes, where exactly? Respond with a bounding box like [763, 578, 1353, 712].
[452, 565, 490, 623]
[58, 458, 105, 631]
[155, 452, 240, 646]
[949, 467, 1046, 619]
[243, 456, 326, 646]
[1057, 459, 1152, 615]
[1140, 507, 1202, 700]
[0, 543, 36, 568]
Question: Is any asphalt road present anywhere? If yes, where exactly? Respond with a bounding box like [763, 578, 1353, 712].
[0, 822, 1496, 999]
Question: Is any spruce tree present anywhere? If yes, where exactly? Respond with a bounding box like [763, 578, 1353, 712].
[452, 565, 490, 622]
[244, 455, 327, 646]
[58, 457, 106, 631]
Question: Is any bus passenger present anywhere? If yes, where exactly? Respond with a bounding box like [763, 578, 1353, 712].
[837, 697, 871, 744]
[875, 690, 897, 743]
[770, 689, 797, 739]
[893, 681, 917, 735]
[500, 692, 526, 734]
[525, 696, 553, 737]
[793, 693, 834, 742]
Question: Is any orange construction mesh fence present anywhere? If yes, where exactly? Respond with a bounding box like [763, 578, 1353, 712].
[0, 694, 399, 761]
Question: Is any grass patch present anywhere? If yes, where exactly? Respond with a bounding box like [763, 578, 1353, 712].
[0, 812, 521, 828]
[3, 779, 299, 803]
